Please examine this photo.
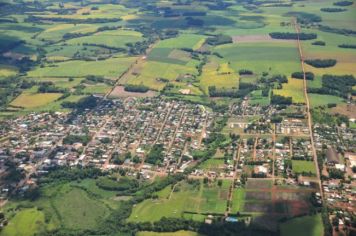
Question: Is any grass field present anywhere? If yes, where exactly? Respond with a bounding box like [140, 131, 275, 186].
[0, 208, 46, 236]
[53, 188, 110, 230]
[10, 87, 62, 109]
[1, 179, 121, 235]
[129, 180, 230, 222]
[64, 29, 143, 49]
[199, 57, 238, 94]
[126, 60, 199, 90]
[231, 188, 246, 212]
[214, 42, 300, 76]
[292, 160, 316, 175]
[274, 78, 305, 104]
[0, 65, 18, 77]
[309, 94, 344, 107]
[155, 34, 206, 51]
[199, 158, 225, 171]
[280, 214, 324, 236]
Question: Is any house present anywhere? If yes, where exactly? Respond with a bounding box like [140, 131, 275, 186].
[326, 147, 340, 165]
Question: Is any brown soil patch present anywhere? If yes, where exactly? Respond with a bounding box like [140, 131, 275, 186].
[331, 104, 356, 119]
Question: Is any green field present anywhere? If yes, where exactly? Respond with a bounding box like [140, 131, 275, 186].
[53, 188, 110, 230]
[28, 56, 136, 78]
[64, 29, 143, 49]
[1, 179, 122, 235]
[309, 94, 344, 107]
[292, 160, 317, 175]
[214, 42, 300, 76]
[129, 180, 230, 222]
[231, 188, 246, 213]
[280, 214, 324, 236]
[10, 87, 63, 109]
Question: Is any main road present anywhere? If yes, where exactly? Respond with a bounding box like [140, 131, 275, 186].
[293, 19, 324, 201]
